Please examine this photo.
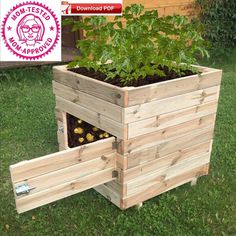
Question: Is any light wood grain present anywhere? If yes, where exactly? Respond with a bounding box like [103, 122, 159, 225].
[122, 141, 211, 182]
[16, 154, 115, 195]
[120, 114, 215, 154]
[53, 81, 123, 122]
[56, 96, 127, 139]
[116, 153, 128, 170]
[16, 168, 116, 213]
[126, 151, 210, 196]
[57, 131, 66, 150]
[128, 101, 217, 138]
[19, 64, 220, 212]
[124, 85, 220, 123]
[104, 180, 122, 194]
[121, 164, 209, 209]
[127, 132, 213, 168]
[10, 137, 115, 183]
[53, 65, 127, 107]
[94, 184, 121, 208]
[59, 145, 66, 151]
[56, 111, 68, 149]
[55, 107, 63, 122]
[126, 69, 222, 107]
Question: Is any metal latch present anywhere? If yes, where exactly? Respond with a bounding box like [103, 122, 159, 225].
[15, 183, 34, 196]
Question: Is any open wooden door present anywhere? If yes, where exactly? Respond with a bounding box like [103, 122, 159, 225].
[10, 137, 117, 213]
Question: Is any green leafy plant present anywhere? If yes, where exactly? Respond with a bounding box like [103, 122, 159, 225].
[64, 4, 209, 85]
[197, 0, 236, 57]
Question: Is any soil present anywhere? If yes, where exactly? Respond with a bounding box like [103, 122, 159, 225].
[67, 113, 113, 148]
[68, 65, 195, 87]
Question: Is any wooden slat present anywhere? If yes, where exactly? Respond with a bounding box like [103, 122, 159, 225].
[127, 131, 213, 168]
[53, 81, 123, 123]
[121, 164, 209, 209]
[166, 152, 210, 179]
[55, 109, 68, 149]
[164, 4, 195, 16]
[116, 153, 128, 170]
[126, 151, 211, 196]
[55, 107, 63, 122]
[56, 96, 127, 139]
[53, 67, 222, 109]
[127, 175, 165, 197]
[53, 65, 127, 107]
[57, 131, 66, 150]
[94, 184, 121, 208]
[16, 168, 116, 213]
[122, 140, 211, 182]
[128, 101, 217, 138]
[102, 181, 122, 195]
[10, 137, 116, 183]
[10, 135, 117, 213]
[56, 116, 68, 149]
[124, 85, 220, 123]
[16, 154, 115, 195]
[123, 0, 195, 9]
[59, 145, 66, 151]
[119, 114, 215, 154]
[126, 70, 222, 107]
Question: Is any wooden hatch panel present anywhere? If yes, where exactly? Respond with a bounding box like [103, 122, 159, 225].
[10, 137, 117, 213]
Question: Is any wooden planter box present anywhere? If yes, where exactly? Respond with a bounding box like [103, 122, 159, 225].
[10, 64, 222, 213]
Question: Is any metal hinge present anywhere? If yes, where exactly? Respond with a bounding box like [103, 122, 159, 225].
[15, 183, 35, 196]
[112, 141, 118, 150]
[112, 170, 118, 178]
[58, 126, 64, 133]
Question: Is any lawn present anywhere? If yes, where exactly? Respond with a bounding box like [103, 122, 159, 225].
[0, 54, 236, 235]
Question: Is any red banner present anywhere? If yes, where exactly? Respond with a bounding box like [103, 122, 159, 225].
[62, 3, 122, 14]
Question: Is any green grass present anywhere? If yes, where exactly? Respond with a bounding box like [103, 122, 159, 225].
[0, 56, 236, 236]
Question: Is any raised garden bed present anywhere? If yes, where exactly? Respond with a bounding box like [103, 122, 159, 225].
[10, 62, 222, 213]
[9, 4, 222, 213]
[9, 63, 222, 214]
[52, 63, 222, 209]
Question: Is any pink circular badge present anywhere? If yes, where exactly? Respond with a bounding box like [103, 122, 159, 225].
[1, 2, 60, 60]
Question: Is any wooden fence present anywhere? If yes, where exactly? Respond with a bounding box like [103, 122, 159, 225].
[123, 0, 197, 18]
